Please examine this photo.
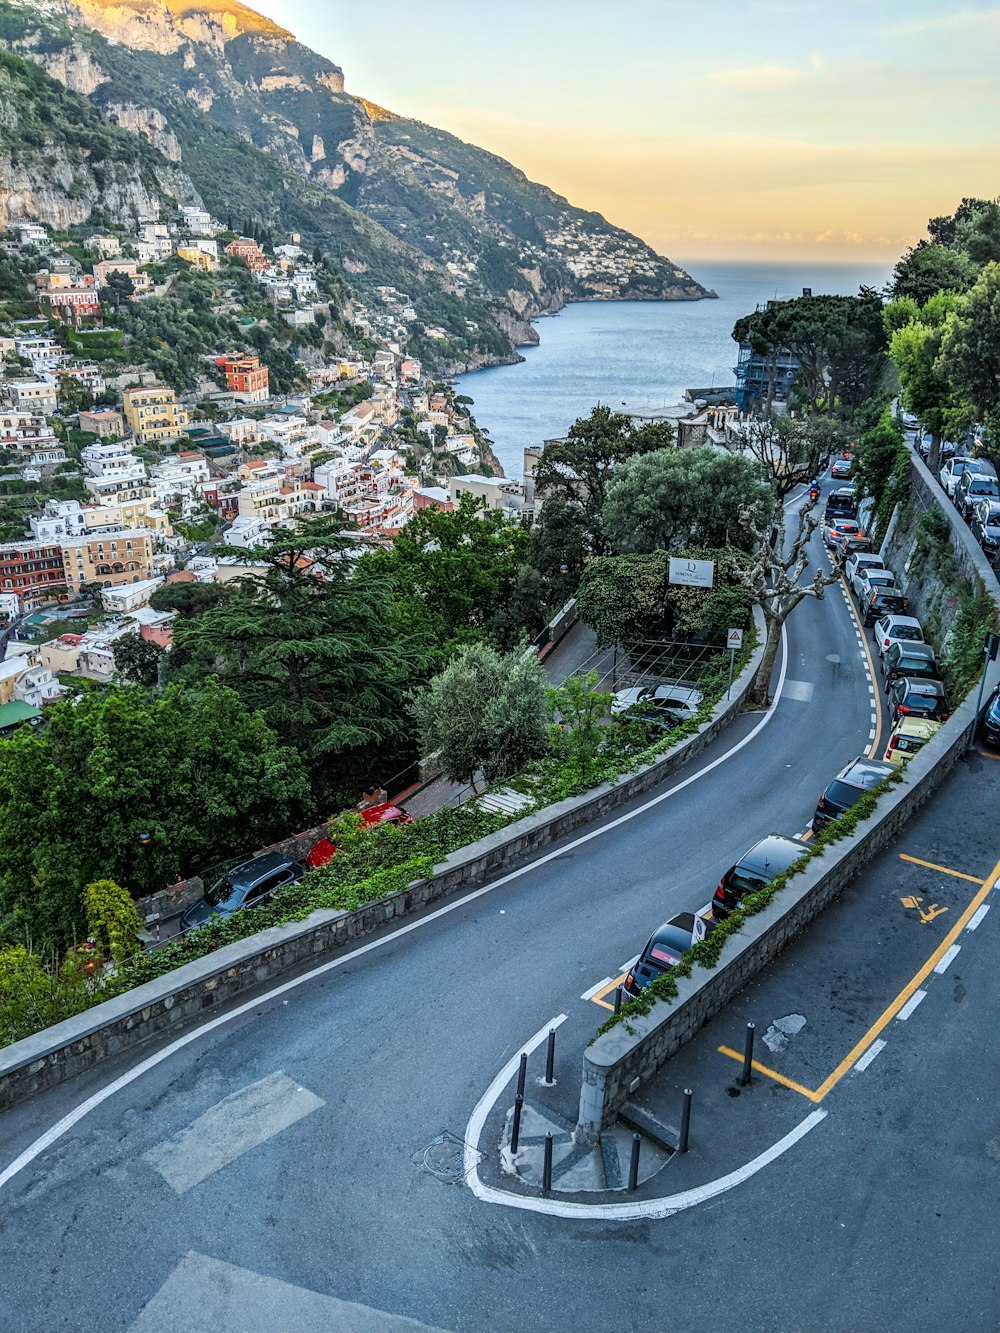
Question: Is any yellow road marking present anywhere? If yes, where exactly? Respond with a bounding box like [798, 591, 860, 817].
[898, 854, 985, 885]
[716, 1047, 822, 1102]
[714, 854, 1000, 1103]
[810, 854, 1000, 1101]
[801, 829, 814, 842]
[589, 973, 627, 1010]
[838, 571, 885, 759]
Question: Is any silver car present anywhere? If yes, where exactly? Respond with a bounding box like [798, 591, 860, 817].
[611, 683, 703, 724]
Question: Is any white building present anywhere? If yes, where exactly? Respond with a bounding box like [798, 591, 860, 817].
[17, 223, 48, 246]
[101, 576, 164, 614]
[180, 207, 214, 236]
[222, 515, 272, 548]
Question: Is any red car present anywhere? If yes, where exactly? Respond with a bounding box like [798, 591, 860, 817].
[306, 803, 413, 868]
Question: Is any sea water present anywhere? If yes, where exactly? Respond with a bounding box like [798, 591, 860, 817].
[455, 259, 892, 480]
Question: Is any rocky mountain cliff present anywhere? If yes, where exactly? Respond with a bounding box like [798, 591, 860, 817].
[0, 0, 713, 370]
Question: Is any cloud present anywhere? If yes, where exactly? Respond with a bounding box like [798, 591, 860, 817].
[891, 7, 1000, 37]
[697, 62, 805, 89]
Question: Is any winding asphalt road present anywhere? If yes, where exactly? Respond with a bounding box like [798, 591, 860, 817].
[1, 490, 986, 1333]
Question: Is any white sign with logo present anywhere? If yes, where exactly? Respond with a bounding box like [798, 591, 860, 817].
[727, 628, 744, 650]
[668, 557, 715, 589]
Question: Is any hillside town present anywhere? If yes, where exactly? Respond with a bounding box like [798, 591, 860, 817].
[0, 207, 533, 724]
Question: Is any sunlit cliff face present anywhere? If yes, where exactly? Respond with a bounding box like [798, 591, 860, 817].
[55, 0, 293, 52]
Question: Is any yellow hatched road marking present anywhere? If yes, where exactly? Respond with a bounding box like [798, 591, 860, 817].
[589, 973, 627, 1011]
[716, 1047, 822, 1102]
[714, 855, 1000, 1103]
[898, 854, 985, 885]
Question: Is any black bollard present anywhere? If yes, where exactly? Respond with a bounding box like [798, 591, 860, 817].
[613, 986, 622, 1014]
[511, 1093, 524, 1154]
[628, 1133, 641, 1191]
[679, 1089, 693, 1153]
[542, 1133, 553, 1193]
[516, 1051, 527, 1099]
[741, 1022, 755, 1086]
[545, 1029, 556, 1084]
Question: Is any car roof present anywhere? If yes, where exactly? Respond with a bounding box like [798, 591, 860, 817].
[878, 614, 921, 630]
[227, 851, 293, 886]
[736, 834, 810, 876]
[898, 677, 946, 695]
[837, 756, 896, 785]
[891, 717, 942, 740]
[888, 640, 934, 658]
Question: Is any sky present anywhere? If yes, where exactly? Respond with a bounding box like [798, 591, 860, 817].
[249, 0, 998, 264]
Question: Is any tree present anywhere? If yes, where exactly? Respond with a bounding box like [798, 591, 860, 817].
[886, 290, 969, 472]
[84, 879, 143, 963]
[149, 581, 230, 618]
[361, 495, 532, 652]
[524, 495, 588, 606]
[890, 242, 975, 305]
[532, 405, 675, 552]
[0, 681, 311, 950]
[602, 446, 773, 553]
[937, 261, 1000, 443]
[732, 416, 835, 501]
[412, 644, 548, 788]
[112, 633, 164, 686]
[725, 508, 841, 708]
[548, 672, 613, 787]
[576, 552, 670, 648]
[56, 374, 93, 416]
[169, 515, 430, 799]
[852, 406, 909, 540]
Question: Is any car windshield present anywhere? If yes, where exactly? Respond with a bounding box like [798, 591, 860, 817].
[867, 572, 894, 585]
[893, 627, 923, 642]
[727, 869, 766, 897]
[825, 780, 864, 809]
[206, 875, 236, 907]
[896, 658, 934, 674]
[908, 685, 943, 700]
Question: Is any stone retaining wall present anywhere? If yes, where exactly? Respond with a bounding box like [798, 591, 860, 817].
[0, 612, 766, 1110]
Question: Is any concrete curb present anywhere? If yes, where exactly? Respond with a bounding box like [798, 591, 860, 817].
[0, 611, 767, 1110]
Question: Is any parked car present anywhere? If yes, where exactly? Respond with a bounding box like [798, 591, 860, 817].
[855, 568, 898, 603]
[939, 456, 976, 498]
[883, 717, 942, 765]
[611, 683, 703, 724]
[824, 517, 864, 549]
[812, 756, 896, 832]
[835, 532, 873, 562]
[622, 912, 716, 998]
[882, 640, 938, 688]
[970, 497, 1000, 558]
[306, 802, 413, 869]
[181, 852, 303, 931]
[899, 410, 919, 429]
[845, 552, 888, 596]
[861, 586, 909, 626]
[824, 487, 857, 522]
[887, 677, 951, 724]
[830, 457, 852, 480]
[710, 834, 810, 919]
[980, 684, 1000, 746]
[955, 470, 1000, 520]
[872, 614, 924, 659]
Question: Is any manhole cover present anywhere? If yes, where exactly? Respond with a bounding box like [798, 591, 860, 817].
[415, 1131, 480, 1184]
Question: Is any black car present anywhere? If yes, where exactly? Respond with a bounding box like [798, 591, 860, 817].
[970, 498, 1000, 558]
[861, 587, 908, 626]
[622, 911, 715, 997]
[981, 685, 1000, 746]
[824, 487, 856, 522]
[813, 756, 896, 832]
[181, 852, 303, 931]
[711, 834, 810, 919]
[882, 640, 938, 689]
[887, 677, 951, 724]
[955, 470, 1000, 520]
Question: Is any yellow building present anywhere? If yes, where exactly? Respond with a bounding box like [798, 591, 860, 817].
[83, 497, 172, 537]
[61, 529, 155, 591]
[122, 387, 190, 445]
[177, 246, 214, 273]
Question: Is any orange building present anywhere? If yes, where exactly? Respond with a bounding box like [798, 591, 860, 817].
[224, 238, 269, 273]
[216, 353, 270, 403]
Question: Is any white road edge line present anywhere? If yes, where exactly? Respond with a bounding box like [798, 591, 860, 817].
[0, 630, 792, 1195]
[463, 1050, 827, 1220]
[853, 1038, 886, 1073]
[967, 904, 990, 931]
[933, 945, 960, 975]
[896, 989, 927, 1021]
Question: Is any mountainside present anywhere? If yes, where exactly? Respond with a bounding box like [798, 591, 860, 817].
[0, 0, 713, 370]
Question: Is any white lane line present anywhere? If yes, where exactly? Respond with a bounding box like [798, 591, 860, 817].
[934, 945, 961, 975]
[896, 989, 927, 1021]
[0, 630, 793, 1195]
[967, 905, 990, 931]
[581, 977, 613, 1001]
[854, 1039, 886, 1073]
[464, 1014, 565, 1174]
[619, 954, 640, 973]
[464, 1070, 827, 1221]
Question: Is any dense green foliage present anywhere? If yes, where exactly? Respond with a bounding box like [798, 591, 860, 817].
[0, 680, 310, 950]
